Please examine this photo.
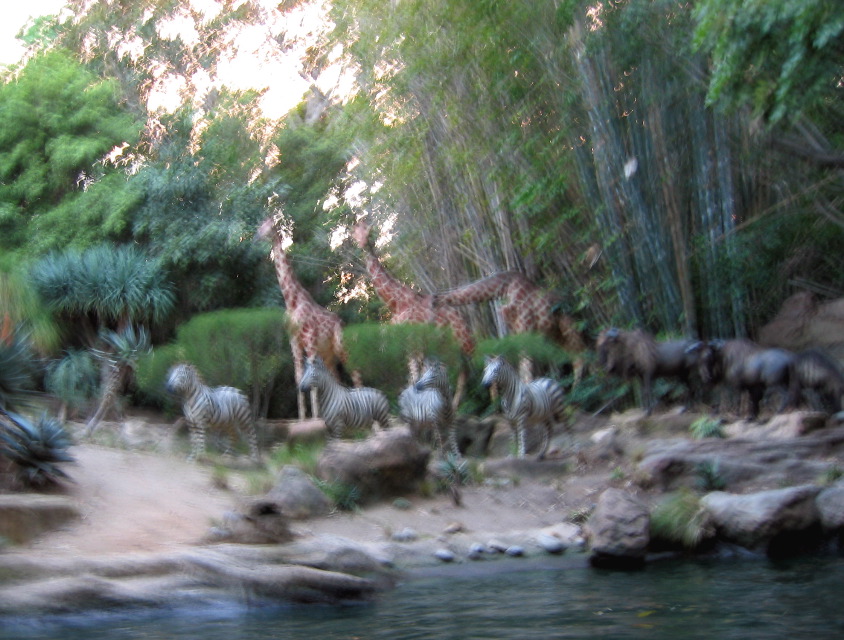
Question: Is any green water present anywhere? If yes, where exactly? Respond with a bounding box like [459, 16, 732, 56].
[4, 555, 844, 639]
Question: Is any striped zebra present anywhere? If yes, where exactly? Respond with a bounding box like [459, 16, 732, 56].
[399, 358, 457, 456]
[299, 356, 390, 439]
[482, 355, 566, 460]
[166, 364, 260, 462]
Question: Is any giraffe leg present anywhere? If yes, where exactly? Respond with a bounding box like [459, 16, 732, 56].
[291, 340, 306, 420]
[452, 369, 466, 412]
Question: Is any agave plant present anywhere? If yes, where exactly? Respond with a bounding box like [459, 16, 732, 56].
[0, 410, 75, 487]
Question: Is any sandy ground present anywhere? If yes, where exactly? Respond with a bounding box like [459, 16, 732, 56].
[17, 417, 610, 559]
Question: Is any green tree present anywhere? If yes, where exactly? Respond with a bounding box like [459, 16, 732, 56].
[693, 0, 844, 125]
[0, 50, 142, 255]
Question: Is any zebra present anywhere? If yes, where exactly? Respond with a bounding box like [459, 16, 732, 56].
[399, 358, 457, 456]
[166, 363, 260, 462]
[298, 356, 391, 439]
[481, 355, 566, 460]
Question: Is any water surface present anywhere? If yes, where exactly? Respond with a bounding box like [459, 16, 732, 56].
[4, 555, 843, 639]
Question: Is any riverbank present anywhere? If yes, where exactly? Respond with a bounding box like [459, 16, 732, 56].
[2, 408, 844, 614]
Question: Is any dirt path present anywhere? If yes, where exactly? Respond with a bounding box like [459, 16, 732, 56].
[26, 445, 238, 555]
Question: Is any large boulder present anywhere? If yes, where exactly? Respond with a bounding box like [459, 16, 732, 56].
[0, 495, 80, 545]
[262, 465, 332, 519]
[316, 427, 430, 505]
[701, 485, 822, 556]
[585, 488, 650, 569]
[759, 292, 844, 361]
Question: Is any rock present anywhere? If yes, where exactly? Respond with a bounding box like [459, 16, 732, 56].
[0, 495, 80, 544]
[637, 428, 844, 492]
[701, 485, 822, 555]
[467, 543, 487, 560]
[452, 415, 495, 457]
[443, 522, 464, 534]
[434, 548, 456, 563]
[213, 500, 294, 544]
[316, 427, 430, 505]
[536, 533, 565, 554]
[724, 412, 828, 439]
[815, 483, 844, 530]
[504, 545, 525, 557]
[586, 488, 649, 569]
[263, 465, 332, 520]
[391, 527, 418, 542]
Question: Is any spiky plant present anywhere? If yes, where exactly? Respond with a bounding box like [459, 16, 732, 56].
[0, 411, 75, 487]
[0, 329, 37, 412]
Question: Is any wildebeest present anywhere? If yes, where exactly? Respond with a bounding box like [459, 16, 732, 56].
[791, 348, 844, 413]
[597, 328, 701, 414]
[694, 338, 797, 420]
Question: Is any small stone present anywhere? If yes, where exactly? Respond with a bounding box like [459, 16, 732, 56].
[391, 527, 419, 542]
[443, 521, 465, 534]
[537, 533, 565, 554]
[505, 545, 525, 557]
[467, 543, 487, 560]
[434, 548, 456, 562]
[486, 539, 507, 553]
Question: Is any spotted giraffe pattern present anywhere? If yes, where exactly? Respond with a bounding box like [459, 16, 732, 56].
[259, 217, 348, 419]
[353, 221, 475, 356]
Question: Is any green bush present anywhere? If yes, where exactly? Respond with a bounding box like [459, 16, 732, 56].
[344, 323, 463, 401]
[136, 308, 295, 418]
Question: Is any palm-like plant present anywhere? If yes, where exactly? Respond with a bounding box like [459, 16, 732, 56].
[30, 244, 175, 342]
[85, 325, 152, 435]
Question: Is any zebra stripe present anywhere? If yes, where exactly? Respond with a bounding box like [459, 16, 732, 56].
[166, 363, 260, 462]
[482, 355, 566, 459]
[399, 358, 457, 456]
[299, 357, 390, 439]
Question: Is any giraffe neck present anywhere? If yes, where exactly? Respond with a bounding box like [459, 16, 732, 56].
[363, 244, 427, 316]
[268, 234, 316, 316]
[436, 272, 522, 305]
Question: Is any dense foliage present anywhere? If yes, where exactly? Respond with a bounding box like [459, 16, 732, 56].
[0, 0, 841, 421]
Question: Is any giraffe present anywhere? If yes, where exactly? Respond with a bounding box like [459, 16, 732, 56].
[433, 271, 586, 382]
[353, 220, 474, 404]
[258, 217, 348, 420]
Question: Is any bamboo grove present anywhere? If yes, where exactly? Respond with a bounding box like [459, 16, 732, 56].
[1, 0, 842, 356]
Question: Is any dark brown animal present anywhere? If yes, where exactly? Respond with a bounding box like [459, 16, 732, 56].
[695, 338, 797, 420]
[598, 329, 703, 414]
[791, 348, 844, 413]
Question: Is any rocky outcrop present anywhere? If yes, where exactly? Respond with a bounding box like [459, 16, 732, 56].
[637, 425, 844, 492]
[701, 485, 823, 556]
[759, 292, 844, 361]
[585, 488, 650, 569]
[316, 427, 430, 504]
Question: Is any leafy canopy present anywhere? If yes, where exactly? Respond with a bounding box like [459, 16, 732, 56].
[693, 0, 844, 123]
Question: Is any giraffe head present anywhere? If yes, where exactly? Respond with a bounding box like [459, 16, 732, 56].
[352, 219, 372, 250]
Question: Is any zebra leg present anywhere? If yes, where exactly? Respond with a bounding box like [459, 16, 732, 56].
[536, 422, 551, 461]
[447, 425, 460, 458]
[187, 421, 206, 462]
[515, 420, 527, 458]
